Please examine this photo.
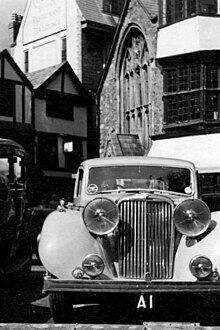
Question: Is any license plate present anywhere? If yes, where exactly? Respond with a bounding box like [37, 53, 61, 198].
[136, 294, 153, 309]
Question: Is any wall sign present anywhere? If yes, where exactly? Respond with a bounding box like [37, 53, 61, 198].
[23, 0, 66, 44]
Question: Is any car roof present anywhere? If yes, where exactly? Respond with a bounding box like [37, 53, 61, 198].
[0, 138, 25, 156]
[80, 156, 196, 169]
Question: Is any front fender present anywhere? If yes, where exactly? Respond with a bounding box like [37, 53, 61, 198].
[39, 208, 101, 279]
[173, 211, 220, 281]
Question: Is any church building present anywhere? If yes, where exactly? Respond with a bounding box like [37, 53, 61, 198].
[98, 0, 161, 157]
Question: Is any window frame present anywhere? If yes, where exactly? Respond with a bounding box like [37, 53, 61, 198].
[61, 37, 67, 62]
[120, 31, 149, 134]
[159, 0, 217, 26]
[163, 63, 220, 126]
[24, 50, 29, 73]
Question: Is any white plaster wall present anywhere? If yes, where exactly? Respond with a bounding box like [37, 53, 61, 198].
[16, 85, 22, 122]
[4, 58, 22, 81]
[34, 99, 87, 137]
[63, 72, 79, 94]
[12, 0, 32, 71]
[46, 72, 79, 94]
[31, 40, 57, 71]
[157, 16, 220, 59]
[66, 0, 82, 80]
[25, 87, 32, 124]
[13, 0, 83, 79]
[15, 86, 32, 124]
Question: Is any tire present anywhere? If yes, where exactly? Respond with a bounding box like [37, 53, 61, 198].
[49, 292, 74, 323]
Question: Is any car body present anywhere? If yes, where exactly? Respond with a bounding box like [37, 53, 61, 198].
[38, 156, 220, 324]
[0, 138, 31, 276]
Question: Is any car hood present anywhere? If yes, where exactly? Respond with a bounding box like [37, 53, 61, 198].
[93, 189, 188, 207]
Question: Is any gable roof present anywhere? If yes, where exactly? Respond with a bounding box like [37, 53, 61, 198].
[26, 63, 63, 89]
[76, 0, 118, 28]
[0, 49, 32, 89]
[26, 61, 93, 102]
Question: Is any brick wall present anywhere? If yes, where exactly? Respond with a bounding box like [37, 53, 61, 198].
[82, 31, 113, 92]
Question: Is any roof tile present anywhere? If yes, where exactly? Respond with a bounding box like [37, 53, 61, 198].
[76, 0, 118, 27]
[26, 63, 63, 89]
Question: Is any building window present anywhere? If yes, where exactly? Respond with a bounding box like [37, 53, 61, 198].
[24, 50, 29, 73]
[0, 80, 15, 117]
[64, 137, 83, 172]
[102, 0, 125, 15]
[46, 90, 74, 121]
[163, 64, 220, 125]
[61, 37, 67, 62]
[200, 172, 220, 211]
[38, 133, 58, 170]
[120, 30, 149, 136]
[159, 0, 217, 26]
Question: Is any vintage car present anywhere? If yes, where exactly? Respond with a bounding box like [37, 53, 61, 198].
[38, 157, 220, 324]
[0, 138, 32, 276]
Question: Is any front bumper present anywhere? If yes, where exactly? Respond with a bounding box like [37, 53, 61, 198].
[43, 276, 220, 294]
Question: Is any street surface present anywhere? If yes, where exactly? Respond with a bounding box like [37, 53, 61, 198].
[0, 255, 219, 329]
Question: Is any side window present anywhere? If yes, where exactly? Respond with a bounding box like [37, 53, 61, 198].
[75, 169, 84, 198]
[200, 173, 220, 211]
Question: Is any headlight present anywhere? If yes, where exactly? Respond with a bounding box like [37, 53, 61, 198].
[82, 254, 104, 277]
[83, 197, 119, 235]
[173, 199, 211, 237]
[189, 255, 213, 279]
[72, 267, 84, 279]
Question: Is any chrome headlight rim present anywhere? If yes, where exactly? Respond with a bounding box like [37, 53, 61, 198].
[82, 253, 105, 278]
[83, 197, 119, 236]
[189, 255, 213, 280]
[173, 198, 211, 237]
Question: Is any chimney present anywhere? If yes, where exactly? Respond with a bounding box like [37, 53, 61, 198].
[8, 11, 23, 48]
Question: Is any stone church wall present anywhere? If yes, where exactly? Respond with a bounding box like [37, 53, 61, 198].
[99, 0, 164, 156]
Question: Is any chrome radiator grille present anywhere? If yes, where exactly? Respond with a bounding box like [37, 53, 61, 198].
[117, 199, 174, 279]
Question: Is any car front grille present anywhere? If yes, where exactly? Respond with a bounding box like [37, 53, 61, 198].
[117, 199, 174, 279]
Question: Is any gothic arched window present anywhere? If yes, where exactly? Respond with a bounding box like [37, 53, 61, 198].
[120, 30, 149, 140]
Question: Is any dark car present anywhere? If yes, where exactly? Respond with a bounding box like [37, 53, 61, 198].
[0, 139, 31, 276]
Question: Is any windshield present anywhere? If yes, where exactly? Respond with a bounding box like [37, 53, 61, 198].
[87, 165, 192, 195]
[0, 156, 23, 183]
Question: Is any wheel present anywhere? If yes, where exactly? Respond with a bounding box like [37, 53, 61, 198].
[49, 292, 74, 323]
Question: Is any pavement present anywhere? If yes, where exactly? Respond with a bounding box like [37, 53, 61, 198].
[0, 323, 219, 329]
